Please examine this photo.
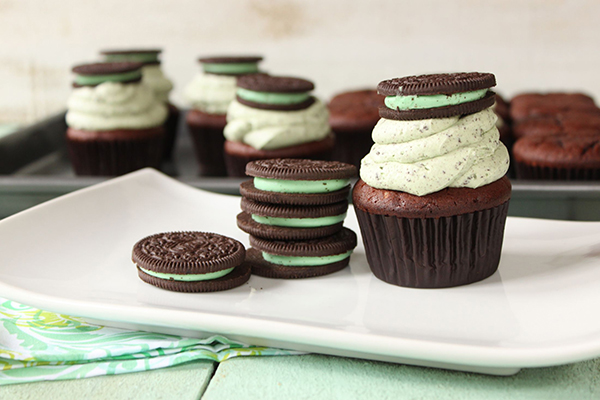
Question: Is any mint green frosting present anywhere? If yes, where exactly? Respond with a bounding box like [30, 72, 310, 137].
[139, 267, 233, 282]
[202, 62, 259, 75]
[254, 177, 350, 193]
[104, 53, 159, 63]
[263, 251, 352, 266]
[237, 88, 310, 105]
[75, 70, 142, 86]
[252, 213, 346, 228]
[384, 89, 488, 110]
[360, 107, 510, 196]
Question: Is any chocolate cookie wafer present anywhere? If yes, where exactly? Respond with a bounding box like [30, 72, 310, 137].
[242, 159, 357, 205]
[236, 74, 316, 111]
[237, 197, 348, 240]
[132, 231, 250, 292]
[101, 49, 162, 65]
[247, 228, 357, 279]
[72, 62, 144, 87]
[377, 72, 497, 120]
[199, 56, 263, 75]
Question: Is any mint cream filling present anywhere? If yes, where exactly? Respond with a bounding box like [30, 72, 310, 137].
[104, 53, 159, 63]
[202, 62, 259, 75]
[75, 70, 142, 86]
[139, 266, 234, 281]
[263, 251, 353, 266]
[237, 88, 310, 105]
[254, 177, 350, 194]
[252, 213, 347, 228]
[384, 89, 488, 110]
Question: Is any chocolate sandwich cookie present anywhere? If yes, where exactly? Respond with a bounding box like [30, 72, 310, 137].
[132, 231, 250, 292]
[236, 74, 316, 111]
[237, 197, 348, 240]
[247, 228, 357, 279]
[101, 49, 162, 65]
[378, 72, 496, 120]
[242, 158, 357, 205]
[72, 62, 143, 87]
[199, 56, 263, 75]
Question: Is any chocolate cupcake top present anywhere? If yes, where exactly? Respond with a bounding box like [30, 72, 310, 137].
[183, 55, 264, 114]
[224, 74, 330, 151]
[378, 72, 496, 121]
[360, 72, 508, 196]
[328, 89, 383, 132]
[72, 62, 143, 87]
[100, 49, 173, 103]
[67, 61, 167, 131]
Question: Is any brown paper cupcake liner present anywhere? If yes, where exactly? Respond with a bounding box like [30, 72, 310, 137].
[162, 103, 180, 161]
[355, 202, 510, 288]
[188, 124, 227, 177]
[67, 133, 163, 176]
[331, 130, 374, 170]
[515, 162, 600, 180]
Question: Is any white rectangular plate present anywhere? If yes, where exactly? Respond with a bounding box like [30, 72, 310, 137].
[1, 169, 600, 376]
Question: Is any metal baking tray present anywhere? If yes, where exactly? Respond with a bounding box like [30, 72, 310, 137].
[1, 112, 600, 220]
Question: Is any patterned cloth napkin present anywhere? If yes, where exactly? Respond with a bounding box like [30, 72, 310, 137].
[0, 297, 301, 386]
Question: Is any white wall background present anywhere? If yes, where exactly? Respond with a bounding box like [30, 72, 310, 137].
[1, 0, 599, 124]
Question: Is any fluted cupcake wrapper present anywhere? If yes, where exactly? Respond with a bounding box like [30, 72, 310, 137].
[355, 202, 510, 288]
[67, 133, 164, 176]
[331, 131, 373, 170]
[187, 119, 227, 177]
[162, 104, 180, 161]
[515, 162, 600, 180]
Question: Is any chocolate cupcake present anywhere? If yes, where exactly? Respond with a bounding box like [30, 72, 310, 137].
[328, 89, 383, 169]
[353, 72, 511, 288]
[101, 49, 178, 161]
[66, 62, 167, 176]
[183, 56, 263, 176]
[513, 134, 600, 180]
[510, 92, 597, 123]
[223, 74, 334, 177]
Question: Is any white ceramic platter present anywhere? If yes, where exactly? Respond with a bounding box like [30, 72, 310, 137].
[1, 169, 600, 376]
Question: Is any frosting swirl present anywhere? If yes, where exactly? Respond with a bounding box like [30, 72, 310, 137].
[360, 107, 509, 196]
[224, 98, 330, 150]
[141, 65, 173, 103]
[183, 72, 237, 114]
[66, 82, 168, 131]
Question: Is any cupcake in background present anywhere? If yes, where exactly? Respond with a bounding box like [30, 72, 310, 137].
[328, 89, 383, 169]
[353, 72, 511, 288]
[184, 56, 264, 176]
[66, 62, 167, 176]
[223, 74, 334, 177]
[101, 49, 178, 161]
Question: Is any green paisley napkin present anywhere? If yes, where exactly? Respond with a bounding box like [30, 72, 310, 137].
[0, 297, 301, 386]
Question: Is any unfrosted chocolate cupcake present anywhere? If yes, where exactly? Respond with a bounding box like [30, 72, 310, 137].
[354, 72, 511, 288]
[101, 49, 178, 161]
[510, 92, 597, 123]
[328, 89, 383, 169]
[66, 62, 167, 176]
[183, 56, 263, 176]
[223, 74, 334, 177]
[513, 134, 600, 180]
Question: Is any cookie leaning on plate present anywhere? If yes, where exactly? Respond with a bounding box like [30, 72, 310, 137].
[132, 231, 250, 292]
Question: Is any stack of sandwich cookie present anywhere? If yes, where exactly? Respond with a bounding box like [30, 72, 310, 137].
[66, 62, 167, 176]
[132, 231, 250, 292]
[224, 75, 333, 177]
[354, 72, 511, 288]
[101, 49, 178, 161]
[184, 56, 264, 176]
[238, 158, 358, 278]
